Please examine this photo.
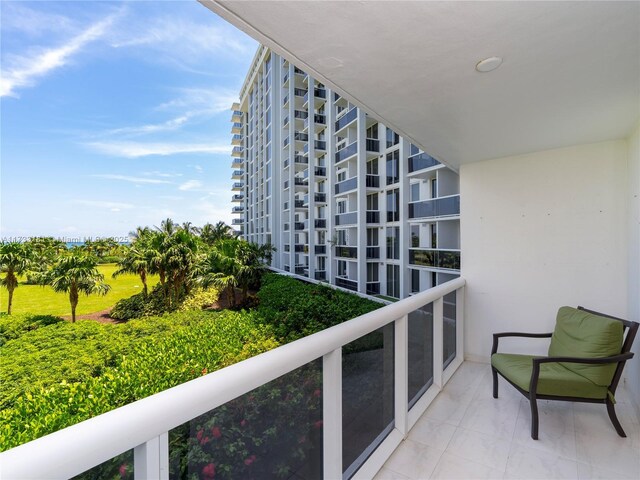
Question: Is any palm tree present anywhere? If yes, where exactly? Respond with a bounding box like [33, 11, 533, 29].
[236, 242, 276, 301]
[200, 221, 233, 246]
[112, 246, 151, 297]
[0, 242, 33, 314]
[45, 253, 110, 322]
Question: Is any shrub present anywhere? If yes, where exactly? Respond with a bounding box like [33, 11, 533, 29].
[179, 287, 220, 312]
[0, 313, 63, 346]
[110, 286, 169, 320]
[0, 311, 278, 451]
[96, 256, 121, 264]
[256, 274, 382, 342]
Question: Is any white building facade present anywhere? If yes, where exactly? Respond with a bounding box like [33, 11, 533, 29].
[230, 46, 460, 300]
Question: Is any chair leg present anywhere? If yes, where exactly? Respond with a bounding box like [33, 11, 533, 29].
[529, 396, 539, 440]
[606, 399, 627, 437]
[492, 367, 498, 398]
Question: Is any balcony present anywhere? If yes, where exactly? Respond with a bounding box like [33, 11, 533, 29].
[366, 281, 380, 295]
[294, 109, 308, 120]
[365, 174, 380, 188]
[408, 195, 461, 219]
[294, 222, 305, 231]
[335, 177, 358, 195]
[304, 140, 327, 154]
[231, 122, 242, 134]
[366, 246, 380, 259]
[231, 194, 244, 202]
[366, 210, 380, 223]
[294, 131, 309, 142]
[294, 244, 307, 253]
[231, 170, 244, 179]
[335, 276, 359, 291]
[315, 245, 327, 255]
[335, 211, 358, 226]
[231, 158, 242, 168]
[335, 107, 358, 131]
[315, 166, 327, 177]
[283, 136, 290, 148]
[335, 141, 358, 163]
[294, 199, 305, 208]
[365, 138, 380, 153]
[408, 152, 440, 173]
[294, 177, 308, 187]
[231, 110, 242, 122]
[335, 245, 358, 259]
[294, 265, 307, 275]
[231, 182, 243, 191]
[231, 218, 243, 225]
[315, 192, 327, 203]
[409, 248, 461, 270]
[231, 146, 243, 157]
[314, 270, 326, 281]
[231, 134, 242, 146]
[231, 206, 244, 213]
[315, 218, 327, 229]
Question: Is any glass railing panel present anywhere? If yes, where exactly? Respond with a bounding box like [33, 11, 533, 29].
[335, 107, 358, 131]
[443, 291, 457, 369]
[335, 177, 358, 195]
[408, 195, 460, 219]
[365, 139, 380, 152]
[342, 324, 394, 479]
[408, 152, 440, 173]
[408, 303, 434, 409]
[334, 212, 358, 226]
[314, 219, 327, 229]
[314, 245, 326, 255]
[314, 271, 326, 281]
[315, 140, 326, 151]
[71, 450, 133, 480]
[335, 246, 358, 259]
[335, 277, 358, 291]
[169, 360, 323, 480]
[365, 282, 380, 295]
[366, 246, 379, 259]
[366, 211, 380, 223]
[314, 193, 327, 203]
[408, 249, 461, 270]
[335, 142, 358, 163]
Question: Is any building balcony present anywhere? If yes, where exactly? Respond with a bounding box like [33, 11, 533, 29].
[409, 248, 461, 271]
[315, 192, 327, 203]
[365, 174, 380, 188]
[231, 122, 242, 134]
[231, 218, 243, 225]
[366, 210, 380, 223]
[231, 182, 243, 191]
[294, 199, 305, 209]
[283, 136, 290, 148]
[315, 245, 327, 255]
[231, 206, 244, 213]
[294, 154, 308, 165]
[231, 146, 243, 157]
[315, 218, 327, 229]
[231, 170, 244, 179]
[294, 222, 305, 231]
[304, 140, 327, 155]
[294, 177, 309, 188]
[294, 244, 307, 253]
[335, 245, 358, 259]
[335, 177, 358, 195]
[314, 270, 326, 281]
[294, 131, 309, 142]
[335, 211, 358, 226]
[231, 194, 244, 202]
[365, 138, 380, 153]
[335, 275, 359, 291]
[335, 107, 358, 132]
[231, 110, 242, 122]
[366, 246, 380, 259]
[335, 141, 358, 164]
[408, 195, 461, 220]
[231, 134, 242, 146]
[231, 158, 242, 168]
[365, 281, 380, 295]
[408, 152, 440, 173]
[294, 264, 308, 276]
[294, 109, 308, 120]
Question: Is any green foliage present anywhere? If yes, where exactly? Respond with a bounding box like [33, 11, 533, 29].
[0, 311, 278, 451]
[179, 287, 220, 312]
[0, 313, 63, 346]
[96, 255, 122, 264]
[256, 273, 382, 342]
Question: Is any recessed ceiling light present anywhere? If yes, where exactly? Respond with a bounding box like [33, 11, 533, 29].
[476, 57, 503, 73]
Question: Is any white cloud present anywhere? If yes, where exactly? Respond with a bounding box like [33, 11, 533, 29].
[143, 171, 183, 178]
[179, 180, 203, 191]
[104, 115, 190, 137]
[75, 200, 134, 210]
[85, 141, 230, 158]
[91, 174, 171, 184]
[1, 12, 120, 97]
[156, 88, 238, 116]
[1, 3, 75, 37]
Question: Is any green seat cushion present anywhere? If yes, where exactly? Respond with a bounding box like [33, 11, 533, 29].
[491, 353, 608, 399]
[549, 307, 623, 386]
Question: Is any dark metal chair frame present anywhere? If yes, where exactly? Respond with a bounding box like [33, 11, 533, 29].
[491, 306, 638, 440]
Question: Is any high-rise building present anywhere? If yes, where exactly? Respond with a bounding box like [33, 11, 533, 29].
[230, 46, 460, 300]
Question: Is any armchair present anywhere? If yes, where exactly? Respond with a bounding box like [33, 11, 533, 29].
[491, 306, 638, 440]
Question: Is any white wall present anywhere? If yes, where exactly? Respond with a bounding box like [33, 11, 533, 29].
[627, 123, 640, 415]
[460, 140, 629, 361]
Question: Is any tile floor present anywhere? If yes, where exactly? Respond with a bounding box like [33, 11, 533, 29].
[375, 362, 640, 480]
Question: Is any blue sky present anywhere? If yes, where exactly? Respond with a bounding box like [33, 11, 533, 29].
[0, 1, 257, 240]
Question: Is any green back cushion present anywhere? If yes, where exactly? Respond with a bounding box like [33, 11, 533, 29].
[548, 306, 623, 386]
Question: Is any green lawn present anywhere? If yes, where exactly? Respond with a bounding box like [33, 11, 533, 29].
[0, 264, 159, 316]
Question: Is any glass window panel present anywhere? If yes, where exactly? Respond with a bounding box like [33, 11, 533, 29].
[342, 325, 394, 479]
[71, 450, 134, 480]
[169, 361, 323, 480]
[408, 303, 434, 408]
[443, 291, 457, 369]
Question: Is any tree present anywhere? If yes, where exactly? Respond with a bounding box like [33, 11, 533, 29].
[200, 221, 233, 246]
[45, 253, 110, 322]
[112, 246, 151, 297]
[0, 242, 33, 314]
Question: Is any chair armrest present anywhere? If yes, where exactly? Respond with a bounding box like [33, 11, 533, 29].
[529, 352, 635, 394]
[491, 332, 553, 355]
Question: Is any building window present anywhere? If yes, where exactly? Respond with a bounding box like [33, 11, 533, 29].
[431, 272, 437, 288]
[410, 143, 420, 156]
[367, 263, 379, 282]
[386, 227, 399, 260]
[317, 256, 326, 271]
[367, 228, 379, 246]
[386, 264, 400, 298]
[386, 189, 399, 222]
[411, 224, 420, 247]
[386, 128, 400, 148]
[431, 224, 437, 248]
[367, 158, 378, 175]
[410, 182, 420, 202]
[338, 260, 347, 277]
[431, 178, 437, 198]
[337, 230, 347, 246]
[411, 269, 420, 293]
[386, 150, 399, 185]
[366, 123, 378, 139]
[366, 193, 378, 211]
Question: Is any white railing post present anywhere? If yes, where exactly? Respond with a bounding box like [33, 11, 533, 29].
[323, 348, 342, 479]
[134, 433, 168, 480]
[456, 286, 465, 362]
[394, 316, 408, 437]
[433, 297, 444, 389]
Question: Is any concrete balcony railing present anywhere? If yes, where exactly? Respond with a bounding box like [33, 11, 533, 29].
[1, 278, 465, 480]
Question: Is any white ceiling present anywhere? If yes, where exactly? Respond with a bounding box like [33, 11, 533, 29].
[201, 1, 640, 169]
